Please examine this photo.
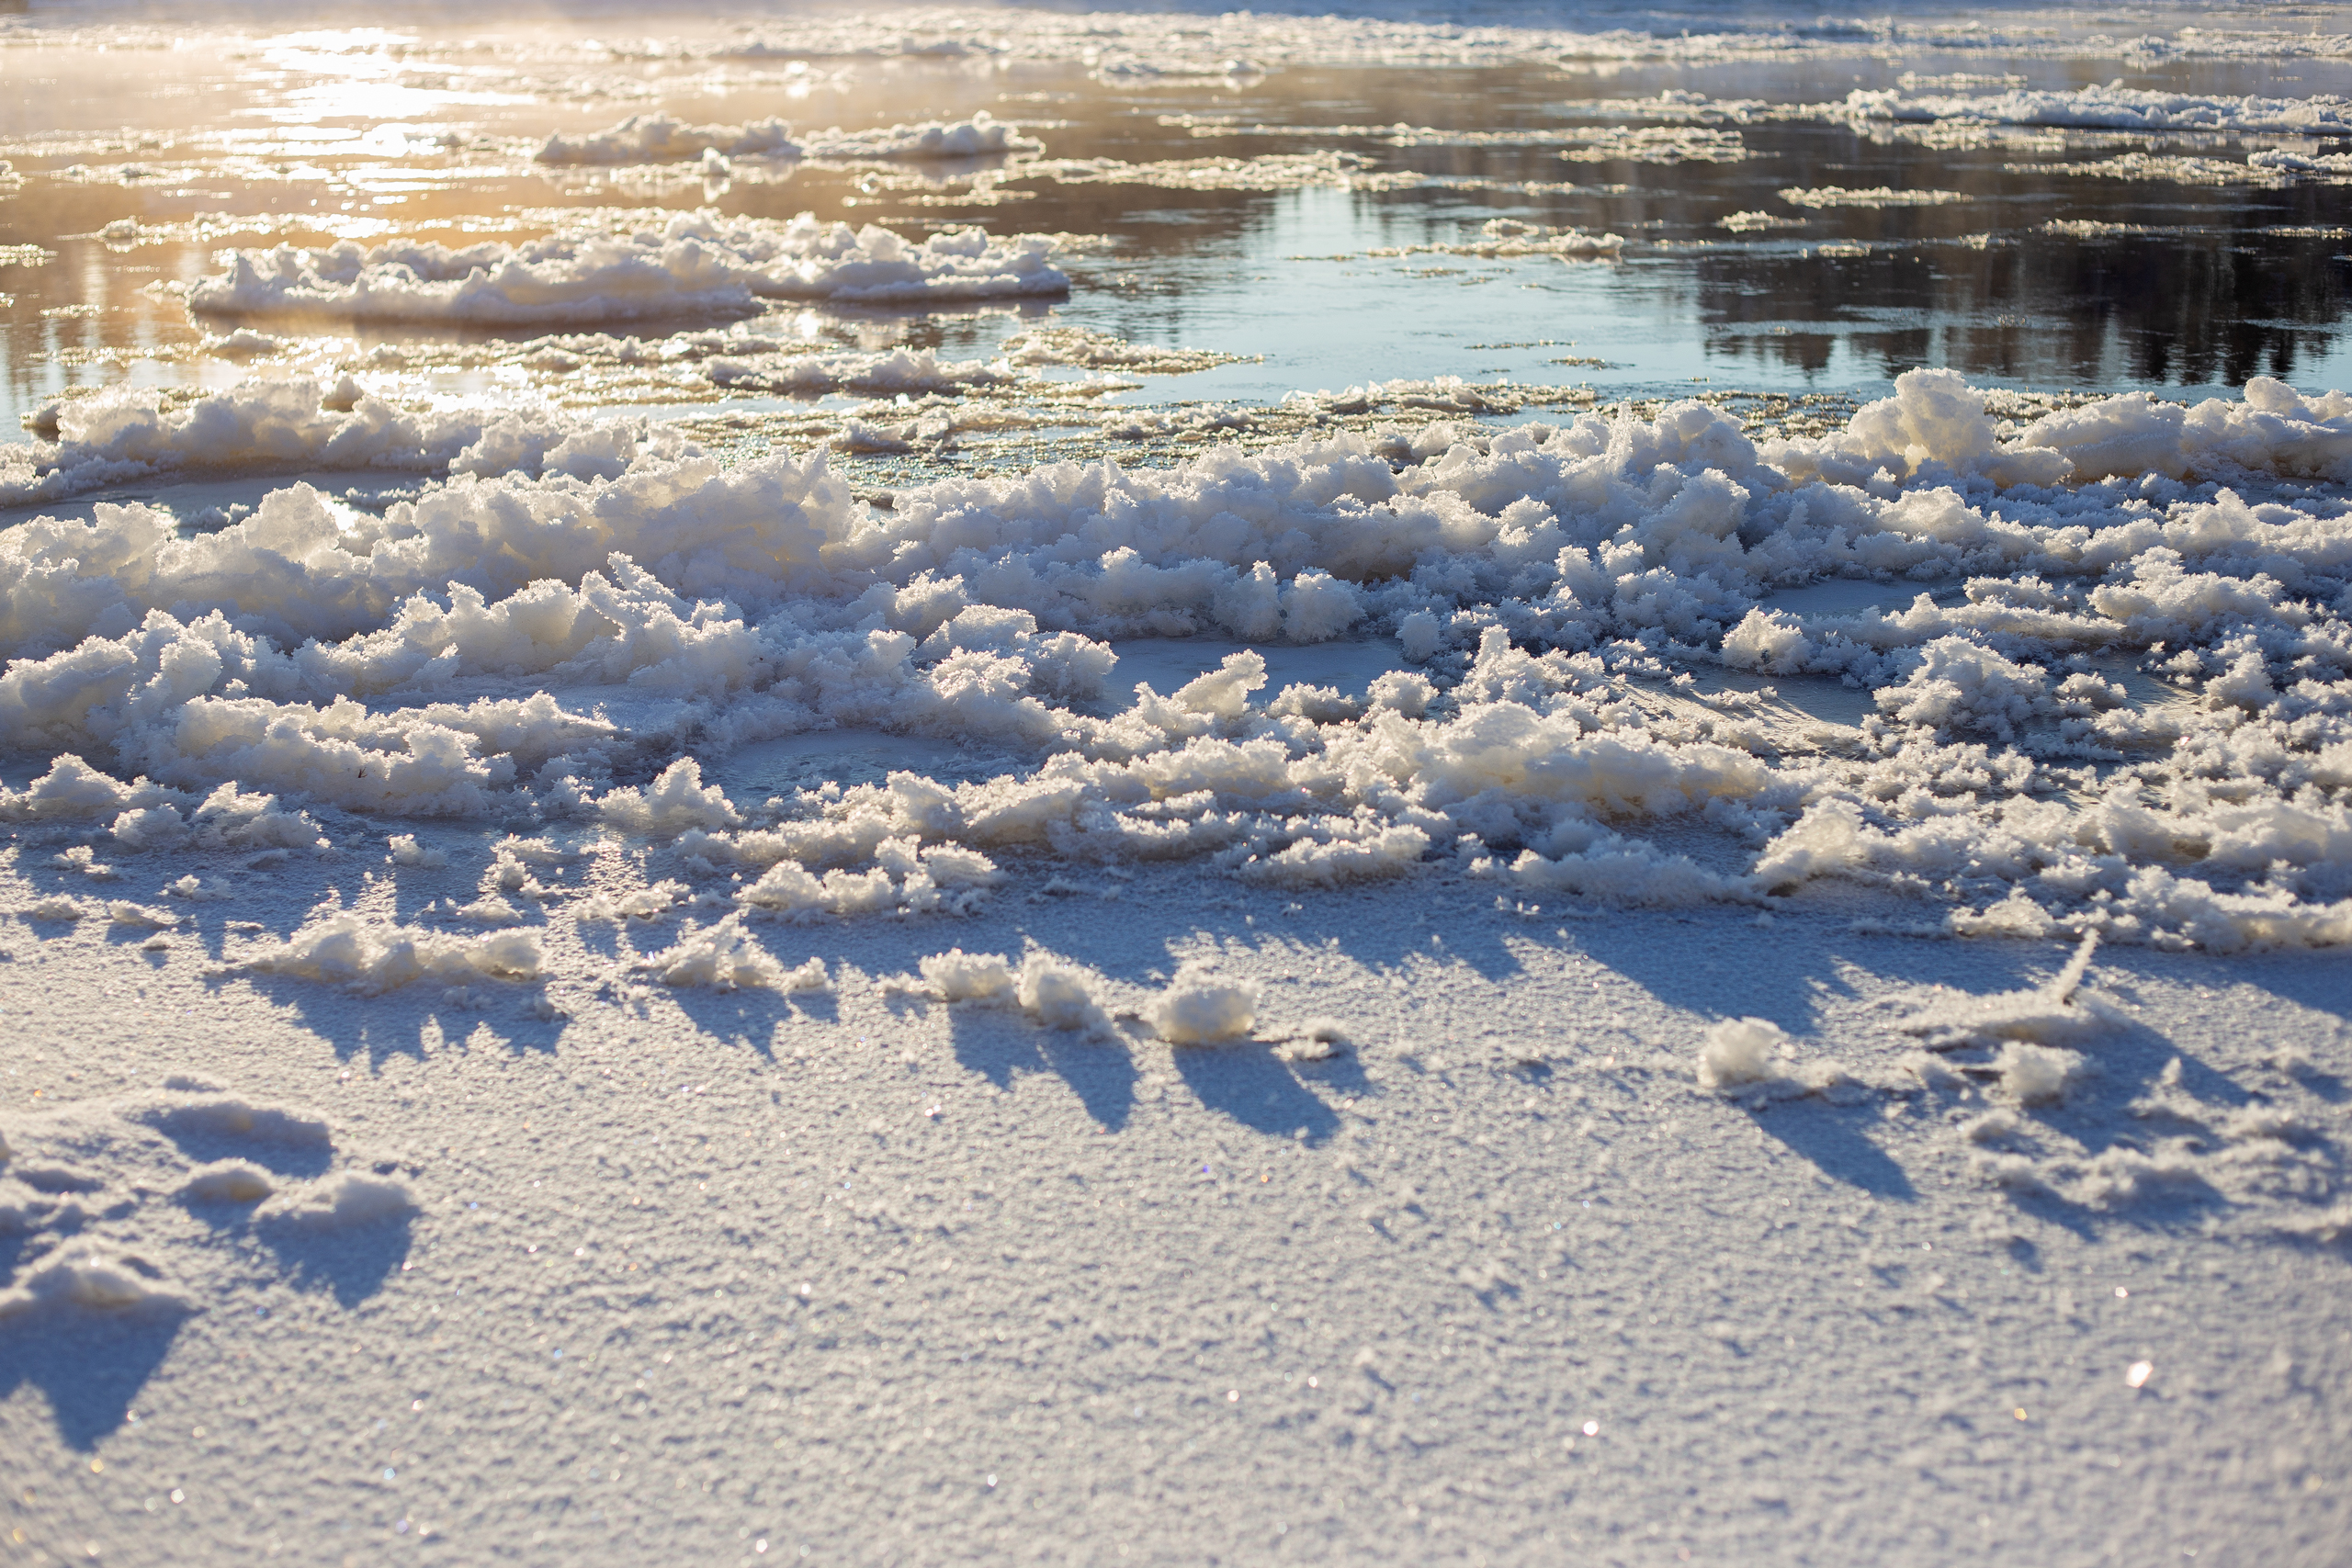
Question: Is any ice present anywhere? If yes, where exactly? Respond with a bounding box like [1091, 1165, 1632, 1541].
[1015, 953, 1115, 1034]
[1839, 84, 2352, 138]
[7, 344, 2352, 951]
[235, 914, 543, 993]
[182, 212, 1069, 324]
[538, 110, 1033, 166]
[1696, 1016, 1786, 1088]
[639, 916, 799, 990]
[1145, 968, 1259, 1043]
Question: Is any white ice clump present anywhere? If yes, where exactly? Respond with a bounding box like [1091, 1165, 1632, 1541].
[234, 914, 543, 993]
[1146, 969, 1259, 1043]
[538, 110, 1031, 165]
[1696, 1016, 1788, 1088]
[920, 947, 1017, 1002]
[1996, 1042, 2082, 1105]
[184, 211, 1069, 324]
[638, 916, 818, 990]
[1839, 84, 2352, 137]
[0, 374, 610, 507]
[9, 367, 2352, 948]
[387, 834, 447, 868]
[1014, 953, 1114, 1034]
[599, 759, 743, 837]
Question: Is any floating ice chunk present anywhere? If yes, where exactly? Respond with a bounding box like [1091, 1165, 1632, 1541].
[1015, 953, 1114, 1033]
[236, 914, 542, 993]
[538, 110, 1032, 166]
[268, 1170, 416, 1230]
[184, 211, 1069, 324]
[1146, 969, 1258, 1043]
[920, 947, 1017, 1002]
[1779, 186, 1971, 208]
[0, 376, 593, 508]
[539, 112, 806, 164]
[205, 327, 285, 360]
[1839, 83, 2352, 138]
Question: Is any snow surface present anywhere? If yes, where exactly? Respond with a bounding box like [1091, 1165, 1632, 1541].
[4, 6, 2351, 1562]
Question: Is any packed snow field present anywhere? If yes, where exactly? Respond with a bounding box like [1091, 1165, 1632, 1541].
[2, 3, 2350, 1564]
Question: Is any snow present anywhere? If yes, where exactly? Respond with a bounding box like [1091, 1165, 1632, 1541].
[538, 110, 1033, 165]
[234, 913, 544, 993]
[1145, 968, 1260, 1043]
[6, 367, 2352, 948]
[181, 212, 1069, 325]
[4, 10, 2350, 1562]
[1838, 83, 2352, 137]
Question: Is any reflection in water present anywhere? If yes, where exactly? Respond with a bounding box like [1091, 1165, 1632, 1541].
[5, 28, 2352, 434]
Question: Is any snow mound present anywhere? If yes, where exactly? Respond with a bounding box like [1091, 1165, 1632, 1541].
[141, 1096, 333, 1147]
[639, 915, 797, 989]
[178, 1160, 276, 1204]
[267, 1170, 417, 1230]
[234, 915, 543, 993]
[920, 947, 1017, 1002]
[0, 1248, 190, 1319]
[1015, 953, 1114, 1034]
[1147, 969, 1259, 1043]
